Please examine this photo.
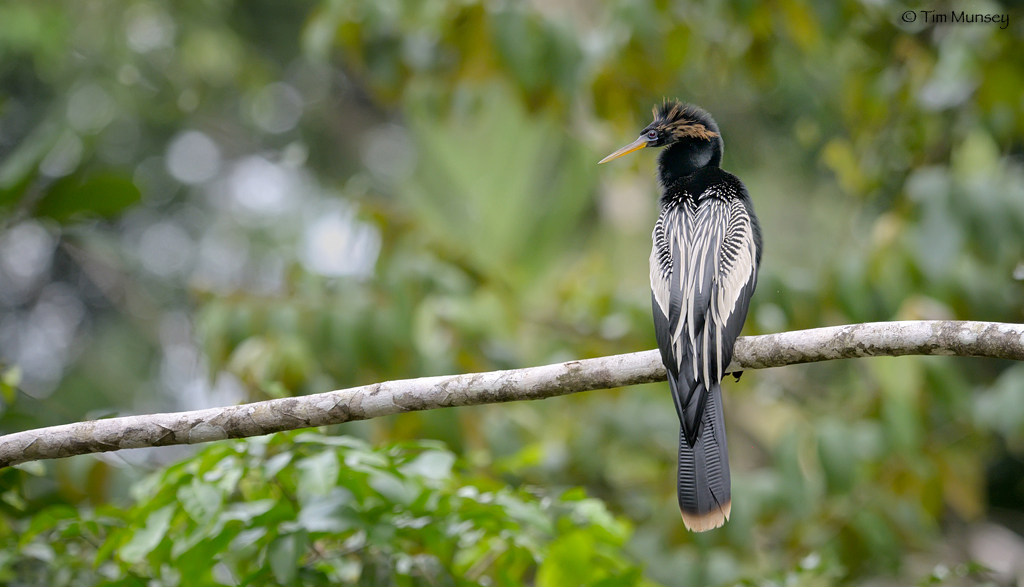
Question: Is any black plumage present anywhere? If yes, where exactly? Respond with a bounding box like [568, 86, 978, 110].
[600, 102, 762, 532]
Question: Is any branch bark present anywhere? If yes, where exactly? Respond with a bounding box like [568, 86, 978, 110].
[2, 320, 1022, 468]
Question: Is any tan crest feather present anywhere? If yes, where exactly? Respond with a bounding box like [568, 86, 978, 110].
[653, 100, 720, 141]
[668, 121, 719, 141]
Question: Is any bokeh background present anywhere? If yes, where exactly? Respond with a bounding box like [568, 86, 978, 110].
[2, 0, 1024, 585]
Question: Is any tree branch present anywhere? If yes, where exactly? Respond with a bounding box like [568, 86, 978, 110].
[2, 320, 1022, 468]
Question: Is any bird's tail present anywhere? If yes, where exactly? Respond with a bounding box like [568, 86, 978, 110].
[677, 381, 731, 532]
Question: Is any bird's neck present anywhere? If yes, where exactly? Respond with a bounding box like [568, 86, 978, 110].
[657, 141, 722, 187]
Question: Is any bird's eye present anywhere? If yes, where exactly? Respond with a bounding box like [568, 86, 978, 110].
[646, 130, 658, 140]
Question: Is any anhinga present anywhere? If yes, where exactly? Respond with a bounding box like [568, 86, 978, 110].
[600, 102, 762, 532]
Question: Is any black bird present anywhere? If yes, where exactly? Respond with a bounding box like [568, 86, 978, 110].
[599, 102, 761, 531]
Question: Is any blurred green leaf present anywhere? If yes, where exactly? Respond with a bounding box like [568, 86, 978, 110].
[537, 530, 597, 587]
[404, 83, 596, 281]
[177, 478, 223, 525]
[297, 490, 354, 533]
[0, 365, 21, 404]
[296, 449, 340, 502]
[818, 419, 857, 494]
[269, 532, 305, 585]
[34, 173, 141, 222]
[399, 449, 455, 481]
[119, 504, 173, 564]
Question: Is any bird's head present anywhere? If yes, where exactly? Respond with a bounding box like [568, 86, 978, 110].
[599, 101, 722, 171]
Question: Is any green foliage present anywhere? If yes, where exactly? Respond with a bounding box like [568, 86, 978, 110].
[34, 174, 141, 223]
[1, 434, 650, 586]
[0, 365, 19, 408]
[404, 85, 595, 281]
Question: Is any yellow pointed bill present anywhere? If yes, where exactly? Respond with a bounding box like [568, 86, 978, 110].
[598, 136, 647, 164]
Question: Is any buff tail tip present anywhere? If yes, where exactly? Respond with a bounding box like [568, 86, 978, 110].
[680, 500, 731, 532]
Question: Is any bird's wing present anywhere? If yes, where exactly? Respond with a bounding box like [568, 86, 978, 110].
[650, 194, 759, 441]
[651, 202, 692, 381]
[651, 200, 707, 430]
[701, 196, 759, 387]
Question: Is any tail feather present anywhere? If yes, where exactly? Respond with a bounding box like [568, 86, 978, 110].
[677, 382, 731, 532]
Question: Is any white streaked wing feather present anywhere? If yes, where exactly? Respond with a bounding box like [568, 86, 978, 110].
[710, 198, 759, 380]
[649, 213, 675, 321]
[692, 200, 727, 386]
[650, 205, 693, 373]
